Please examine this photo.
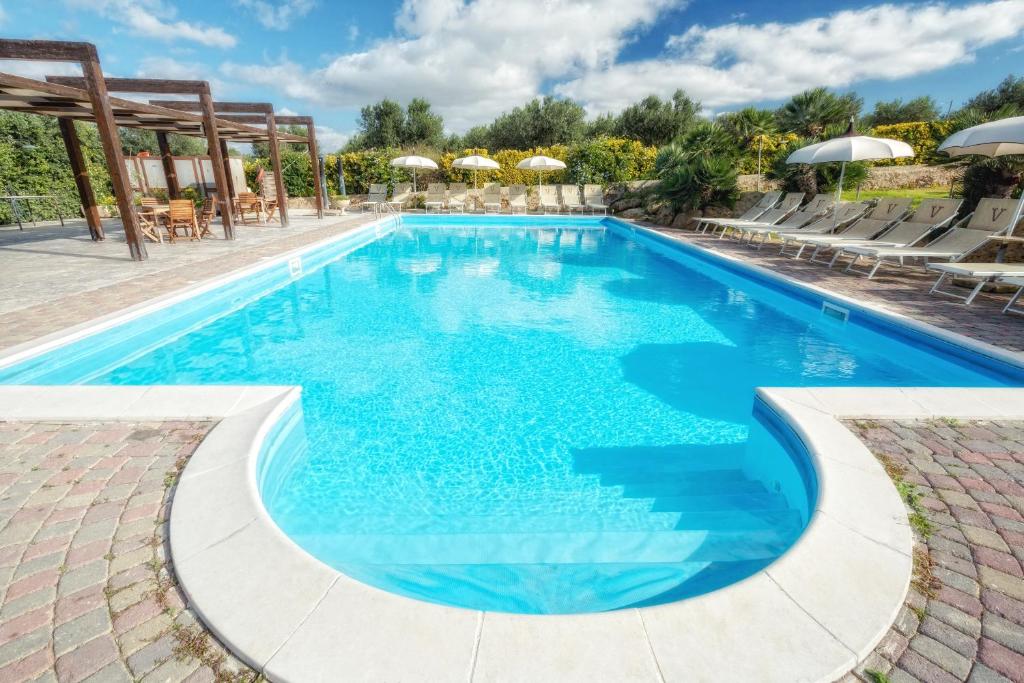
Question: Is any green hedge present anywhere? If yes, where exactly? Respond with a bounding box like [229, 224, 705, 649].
[869, 121, 953, 165]
[247, 137, 657, 196]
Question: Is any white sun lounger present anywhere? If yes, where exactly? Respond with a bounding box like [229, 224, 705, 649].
[387, 182, 412, 212]
[730, 194, 835, 244]
[779, 198, 911, 260]
[1000, 276, 1024, 315]
[482, 183, 502, 213]
[927, 263, 1024, 305]
[775, 202, 870, 255]
[583, 185, 607, 214]
[424, 183, 446, 213]
[362, 183, 387, 212]
[800, 198, 959, 265]
[842, 198, 1022, 279]
[559, 184, 585, 212]
[695, 190, 782, 233]
[508, 184, 528, 214]
[713, 192, 805, 237]
[448, 183, 468, 213]
[538, 185, 561, 213]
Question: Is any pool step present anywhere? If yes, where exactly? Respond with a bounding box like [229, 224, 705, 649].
[295, 526, 802, 565]
[283, 507, 804, 537]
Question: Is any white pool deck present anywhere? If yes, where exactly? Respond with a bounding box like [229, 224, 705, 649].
[1, 216, 1023, 681]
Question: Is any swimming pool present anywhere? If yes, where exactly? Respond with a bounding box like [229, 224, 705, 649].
[2, 216, 1020, 615]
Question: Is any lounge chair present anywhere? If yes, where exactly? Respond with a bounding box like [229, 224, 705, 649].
[424, 183, 446, 212]
[387, 182, 412, 212]
[163, 199, 199, 242]
[362, 183, 387, 212]
[448, 183, 468, 212]
[538, 185, 560, 213]
[842, 198, 1021, 279]
[260, 173, 283, 222]
[583, 184, 607, 214]
[721, 193, 829, 240]
[774, 202, 870, 255]
[813, 198, 962, 267]
[508, 184, 528, 214]
[779, 200, 904, 258]
[732, 194, 836, 247]
[559, 184, 584, 213]
[482, 183, 502, 213]
[1000, 276, 1024, 315]
[927, 263, 1024, 305]
[695, 190, 782, 233]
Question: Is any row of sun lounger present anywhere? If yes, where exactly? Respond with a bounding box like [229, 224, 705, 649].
[363, 183, 608, 214]
[690, 190, 1024, 315]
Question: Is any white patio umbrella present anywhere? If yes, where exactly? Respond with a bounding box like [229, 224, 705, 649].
[516, 155, 566, 193]
[390, 155, 438, 192]
[452, 155, 500, 188]
[787, 121, 914, 227]
[938, 116, 1024, 234]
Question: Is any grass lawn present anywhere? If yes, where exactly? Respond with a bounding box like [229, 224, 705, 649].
[840, 186, 952, 207]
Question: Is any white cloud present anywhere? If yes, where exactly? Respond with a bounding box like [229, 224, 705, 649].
[1, 60, 81, 80]
[221, 0, 678, 130]
[315, 124, 349, 152]
[558, 0, 1024, 114]
[235, 0, 316, 30]
[67, 0, 237, 48]
[135, 55, 232, 94]
[0, 4, 8, 26]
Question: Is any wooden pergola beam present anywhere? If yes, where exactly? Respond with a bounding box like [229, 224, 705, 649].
[169, 107, 324, 219]
[50, 75, 237, 239]
[155, 132, 180, 199]
[0, 40, 147, 260]
[149, 98, 294, 226]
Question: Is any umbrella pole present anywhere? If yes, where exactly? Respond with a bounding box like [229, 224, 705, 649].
[413, 169, 417, 194]
[832, 161, 846, 230]
[756, 136, 763, 192]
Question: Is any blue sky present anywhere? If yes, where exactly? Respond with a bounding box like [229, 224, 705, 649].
[2, 0, 1023, 151]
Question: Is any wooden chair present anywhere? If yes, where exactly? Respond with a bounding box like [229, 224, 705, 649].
[197, 198, 215, 238]
[234, 192, 262, 224]
[162, 199, 199, 242]
[135, 206, 163, 243]
[260, 173, 283, 223]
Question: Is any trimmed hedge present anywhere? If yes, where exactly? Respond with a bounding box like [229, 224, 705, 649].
[869, 121, 953, 165]
[246, 137, 657, 196]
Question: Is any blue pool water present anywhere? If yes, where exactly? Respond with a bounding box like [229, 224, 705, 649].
[3, 218, 1019, 613]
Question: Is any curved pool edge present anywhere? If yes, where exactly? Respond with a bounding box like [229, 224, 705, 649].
[6, 384, 1006, 681]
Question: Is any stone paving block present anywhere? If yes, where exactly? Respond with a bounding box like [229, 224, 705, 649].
[967, 662, 1014, 683]
[966, 526, 1012, 553]
[55, 634, 119, 683]
[936, 567, 982, 597]
[126, 634, 176, 678]
[898, 648, 962, 683]
[53, 607, 112, 659]
[978, 566, 1024, 602]
[0, 586, 56, 621]
[929, 600, 982, 639]
[0, 627, 51, 668]
[978, 638, 1024, 682]
[982, 612, 1024, 656]
[919, 616, 979, 659]
[118, 614, 172, 657]
[80, 661, 133, 683]
[58, 561, 107, 598]
[0, 646, 52, 681]
[910, 633, 973, 679]
[108, 579, 157, 614]
[139, 655, 200, 683]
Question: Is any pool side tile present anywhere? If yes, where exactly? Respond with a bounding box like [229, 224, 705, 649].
[172, 520, 337, 670]
[766, 513, 912, 661]
[264, 577, 479, 683]
[0, 386, 150, 421]
[806, 387, 930, 419]
[642, 571, 855, 683]
[472, 609, 659, 682]
[124, 387, 253, 420]
[168, 457, 256, 564]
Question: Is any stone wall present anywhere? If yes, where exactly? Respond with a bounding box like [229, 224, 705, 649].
[738, 164, 958, 194]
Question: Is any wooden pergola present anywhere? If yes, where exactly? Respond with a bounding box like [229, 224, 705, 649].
[151, 101, 325, 220]
[0, 39, 312, 261]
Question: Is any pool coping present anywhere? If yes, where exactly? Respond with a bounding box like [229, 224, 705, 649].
[6, 385, 1024, 681]
[2, 217, 1024, 680]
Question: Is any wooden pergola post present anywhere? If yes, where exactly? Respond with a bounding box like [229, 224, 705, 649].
[292, 117, 323, 218]
[218, 139, 236, 200]
[264, 111, 289, 227]
[155, 132, 180, 199]
[57, 118, 104, 241]
[81, 55, 147, 260]
[198, 90, 235, 239]
[0, 40, 148, 260]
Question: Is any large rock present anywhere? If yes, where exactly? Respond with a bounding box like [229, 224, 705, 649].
[671, 212, 697, 230]
[653, 205, 676, 225]
[618, 207, 646, 220]
[610, 194, 643, 211]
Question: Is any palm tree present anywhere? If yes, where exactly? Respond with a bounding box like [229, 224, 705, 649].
[776, 87, 860, 138]
[722, 107, 776, 189]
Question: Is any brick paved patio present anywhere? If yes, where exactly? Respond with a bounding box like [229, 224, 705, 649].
[847, 419, 1024, 683]
[0, 420, 260, 683]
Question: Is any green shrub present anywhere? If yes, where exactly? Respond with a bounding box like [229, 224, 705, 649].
[655, 156, 739, 212]
[869, 121, 953, 165]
